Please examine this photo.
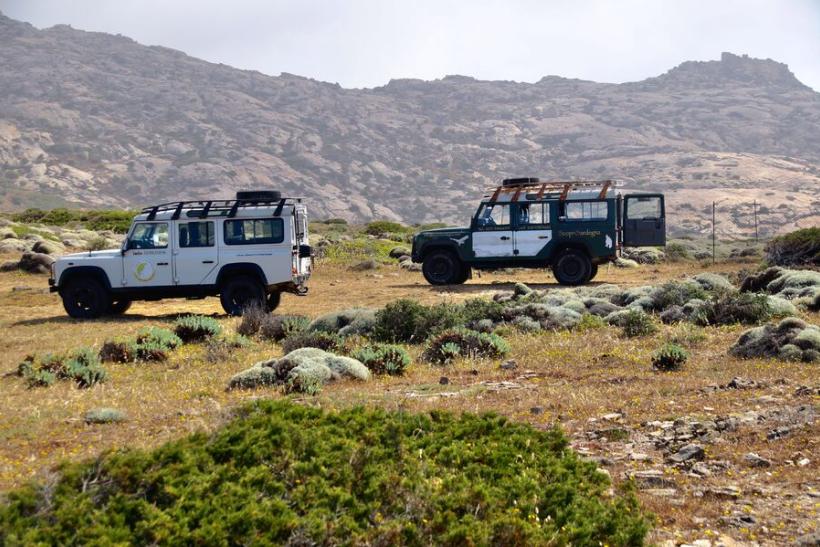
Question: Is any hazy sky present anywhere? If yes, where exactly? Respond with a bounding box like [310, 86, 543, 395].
[4, 0, 820, 90]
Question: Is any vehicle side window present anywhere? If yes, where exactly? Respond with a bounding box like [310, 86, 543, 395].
[475, 204, 510, 229]
[517, 203, 549, 227]
[561, 201, 608, 221]
[626, 197, 662, 219]
[128, 223, 169, 249]
[224, 218, 284, 245]
[179, 221, 214, 248]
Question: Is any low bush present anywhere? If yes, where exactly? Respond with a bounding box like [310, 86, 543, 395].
[173, 315, 222, 343]
[373, 299, 429, 343]
[620, 309, 658, 338]
[236, 304, 268, 336]
[352, 344, 410, 376]
[281, 330, 344, 354]
[651, 343, 689, 371]
[422, 328, 510, 365]
[98, 339, 138, 363]
[764, 227, 820, 266]
[84, 408, 127, 424]
[133, 327, 182, 362]
[577, 313, 607, 331]
[649, 280, 707, 311]
[308, 308, 377, 336]
[695, 292, 771, 326]
[730, 318, 820, 362]
[0, 400, 649, 546]
[260, 315, 310, 341]
[18, 347, 108, 388]
[363, 220, 409, 236]
[665, 242, 691, 261]
[461, 297, 505, 323]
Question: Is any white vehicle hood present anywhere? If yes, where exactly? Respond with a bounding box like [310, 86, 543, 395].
[60, 249, 122, 261]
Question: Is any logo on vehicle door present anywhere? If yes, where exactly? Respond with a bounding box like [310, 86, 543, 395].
[134, 261, 156, 282]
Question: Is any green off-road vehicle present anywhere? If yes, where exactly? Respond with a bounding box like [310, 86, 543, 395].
[411, 178, 665, 286]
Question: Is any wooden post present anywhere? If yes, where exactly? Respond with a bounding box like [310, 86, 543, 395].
[753, 200, 759, 243]
[712, 201, 716, 265]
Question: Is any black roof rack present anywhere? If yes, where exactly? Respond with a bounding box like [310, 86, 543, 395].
[139, 197, 303, 219]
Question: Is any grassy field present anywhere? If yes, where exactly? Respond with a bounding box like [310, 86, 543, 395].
[0, 252, 817, 545]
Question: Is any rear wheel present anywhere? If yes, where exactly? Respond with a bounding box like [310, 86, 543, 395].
[552, 249, 592, 286]
[220, 275, 266, 316]
[422, 250, 463, 285]
[108, 299, 132, 315]
[266, 291, 282, 312]
[588, 264, 599, 282]
[61, 278, 110, 319]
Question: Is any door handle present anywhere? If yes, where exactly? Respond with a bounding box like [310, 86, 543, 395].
[537, 235, 550, 239]
[500, 236, 510, 240]
[157, 262, 169, 266]
[202, 260, 215, 264]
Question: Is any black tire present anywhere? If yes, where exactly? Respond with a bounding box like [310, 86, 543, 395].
[61, 278, 110, 319]
[266, 291, 282, 312]
[422, 250, 463, 285]
[588, 264, 599, 282]
[220, 275, 266, 316]
[454, 264, 471, 284]
[108, 299, 132, 315]
[236, 190, 281, 201]
[553, 249, 592, 286]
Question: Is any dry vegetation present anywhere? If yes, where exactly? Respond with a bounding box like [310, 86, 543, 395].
[0, 251, 817, 545]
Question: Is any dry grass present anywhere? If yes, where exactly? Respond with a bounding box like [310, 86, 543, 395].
[0, 253, 817, 545]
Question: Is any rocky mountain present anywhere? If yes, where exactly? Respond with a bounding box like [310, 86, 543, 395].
[1, 12, 818, 236]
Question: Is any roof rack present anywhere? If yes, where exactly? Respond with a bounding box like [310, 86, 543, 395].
[485, 179, 618, 202]
[141, 197, 303, 220]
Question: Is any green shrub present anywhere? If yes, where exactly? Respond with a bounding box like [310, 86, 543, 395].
[665, 242, 691, 261]
[235, 304, 268, 336]
[133, 327, 182, 362]
[0, 400, 649, 545]
[173, 315, 222, 342]
[363, 220, 409, 236]
[281, 330, 344, 354]
[18, 348, 107, 388]
[764, 227, 820, 266]
[577, 313, 607, 331]
[308, 308, 377, 336]
[621, 309, 658, 338]
[422, 328, 510, 365]
[461, 298, 505, 322]
[25, 369, 56, 388]
[651, 343, 689, 371]
[258, 315, 310, 341]
[414, 302, 466, 338]
[373, 299, 429, 343]
[695, 292, 771, 326]
[649, 280, 707, 311]
[352, 344, 410, 376]
[64, 348, 107, 388]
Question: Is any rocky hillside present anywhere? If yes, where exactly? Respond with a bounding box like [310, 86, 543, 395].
[1, 12, 819, 236]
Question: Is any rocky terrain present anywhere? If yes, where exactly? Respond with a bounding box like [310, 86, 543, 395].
[1, 11, 819, 236]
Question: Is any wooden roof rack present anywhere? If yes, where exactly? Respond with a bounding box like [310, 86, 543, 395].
[484, 179, 617, 202]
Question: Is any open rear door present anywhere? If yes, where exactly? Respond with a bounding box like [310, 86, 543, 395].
[622, 194, 666, 247]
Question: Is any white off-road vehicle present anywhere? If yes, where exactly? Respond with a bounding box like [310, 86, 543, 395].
[49, 191, 312, 318]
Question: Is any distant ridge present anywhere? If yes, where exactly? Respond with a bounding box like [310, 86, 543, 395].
[0, 12, 818, 236]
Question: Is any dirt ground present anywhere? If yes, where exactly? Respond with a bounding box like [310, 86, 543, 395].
[0, 253, 817, 546]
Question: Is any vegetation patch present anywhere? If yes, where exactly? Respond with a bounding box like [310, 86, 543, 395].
[694, 292, 772, 326]
[0, 400, 649, 546]
[351, 343, 410, 376]
[422, 328, 510, 365]
[730, 318, 820, 363]
[17, 348, 107, 389]
[764, 227, 820, 266]
[173, 315, 222, 343]
[651, 343, 689, 371]
[281, 330, 345, 354]
[620, 309, 658, 338]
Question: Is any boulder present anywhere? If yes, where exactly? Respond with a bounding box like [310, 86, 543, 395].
[18, 252, 54, 274]
[32, 240, 65, 255]
[350, 259, 378, 271]
[388, 246, 410, 259]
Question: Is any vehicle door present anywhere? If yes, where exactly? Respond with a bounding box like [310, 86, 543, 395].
[223, 217, 291, 284]
[174, 220, 218, 285]
[472, 203, 514, 258]
[122, 222, 173, 287]
[622, 194, 666, 247]
[293, 206, 311, 276]
[512, 202, 552, 257]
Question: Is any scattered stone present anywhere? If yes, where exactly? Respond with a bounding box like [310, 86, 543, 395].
[629, 469, 675, 489]
[797, 457, 810, 467]
[690, 461, 711, 477]
[743, 453, 772, 468]
[499, 359, 517, 370]
[350, 259, 378, 271]
[767, 426, 792, 440]
[795, 532, 820, 547]
[705, 485, 742, 499]
[726, 376, 759, 390]
[719, 514, 757, 527]
[388, 246, 410, 259]
[602, 412, 623, 421]
[629, 452, 650, 462]
[794, 385, 820, 397]
[18, 251, 55, 274]
[438, 376, 449, 385]
[644, 488, 678, 498]
[530, 406, 544, 415]
[613, 257, 639, 268]
[668, 443, 705, 463]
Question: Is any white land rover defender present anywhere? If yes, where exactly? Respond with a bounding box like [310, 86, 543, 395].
[49, 191, 312, 318]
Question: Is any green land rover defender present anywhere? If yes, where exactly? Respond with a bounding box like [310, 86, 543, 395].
[411, 178, 666, 286]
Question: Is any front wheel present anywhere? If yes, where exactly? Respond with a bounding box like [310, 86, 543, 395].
[552, 250, 592, 286]
[61, 278, 110, 319]
[422, 250, 463, 285]
[220, 275, 266, 316]
[588, 264, 599, 282]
